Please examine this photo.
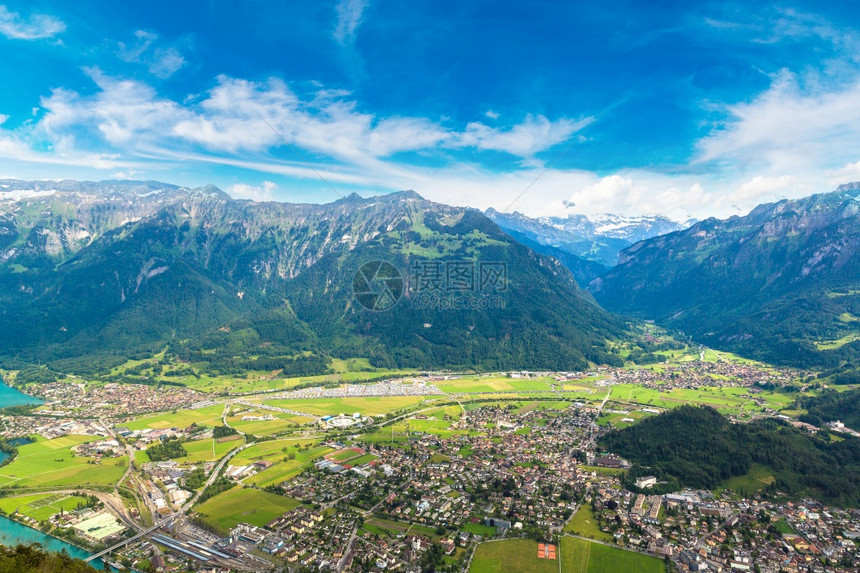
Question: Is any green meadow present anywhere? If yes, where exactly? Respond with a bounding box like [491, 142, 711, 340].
[560, 537, 665, 573]
[0, 435, 126, 488]
[233, 440, 333, 488]
[195, 486, 302, 530]
[564, 504, 613, 542]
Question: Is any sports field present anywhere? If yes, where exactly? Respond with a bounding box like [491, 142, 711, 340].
[0, 493, 91, 521]
[0, 435, 126, 488]
[195, 486, 302, 530]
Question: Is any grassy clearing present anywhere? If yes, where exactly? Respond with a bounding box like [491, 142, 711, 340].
[0, 435, 126, 488]
[720, 463, 775, 495]
[195, 486, 301, 530]
[564, 504, 613, 542]
[815, 332, 860, 350]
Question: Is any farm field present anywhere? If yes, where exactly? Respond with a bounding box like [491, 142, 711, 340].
[235, 441, 333, 488]
[123, 404, 225, 431]
[564, 504, 613, 542]
[0, 493, 91, 521]
[261, 396, 426, 417]
[608, 384, 798, 418]
[559, 536, 666, 573]
[172, 435, 243, 464]
[0, 435, 126, 488]
[195, 486, 301, 531]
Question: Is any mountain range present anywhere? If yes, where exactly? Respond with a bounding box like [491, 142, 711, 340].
[0, 180, 624, 376]
[590, 184, 860, 368]
[484, 208, 690, 283]
[0, 178, 856, 376]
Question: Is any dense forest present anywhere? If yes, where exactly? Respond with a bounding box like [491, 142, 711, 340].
[796, 388, 860, 429]
[0, 544, 100, 573]
[598, 405, 860, 506]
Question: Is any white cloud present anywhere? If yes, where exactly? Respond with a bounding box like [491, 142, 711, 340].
[118, 30, 187, 78]
[333, 0, 368, 45]
[458, 115, 593, 157]
[228, 181, 278, 201]
[149, 47, 186, 78]
[485, 110, 500, 119]
[0, 5, 65, 40]
[0, 114, 7, 126]
[696, 69, 860, 174]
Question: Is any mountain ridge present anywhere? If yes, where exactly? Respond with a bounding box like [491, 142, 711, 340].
[590, 184, 860, 368]
[0, 179, 626, 375]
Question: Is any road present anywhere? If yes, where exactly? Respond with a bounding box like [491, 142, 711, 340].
[587, 386, 612, 447]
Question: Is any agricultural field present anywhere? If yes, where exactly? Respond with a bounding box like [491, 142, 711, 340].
[0, 493, 91, 521]
[564, 504, 613, 542]
[106, 354, 416, 394]
[172, 435, 243, 464]
[608, 384, 799, 418]
[123, 404, 225, 431]
[195, 486, 302, 531]
[261, 396, 427, 417]
[234, 440, 334, 488]
[560, 536, 666, 573]
[0, 435, 126, 488]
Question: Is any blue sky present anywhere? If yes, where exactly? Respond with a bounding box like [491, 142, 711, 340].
[1, 1, 860, 218]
